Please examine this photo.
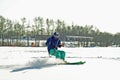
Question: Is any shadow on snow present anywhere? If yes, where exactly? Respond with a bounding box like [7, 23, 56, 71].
[11, 59, 55, 72]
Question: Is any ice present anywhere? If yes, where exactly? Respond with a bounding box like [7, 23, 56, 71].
[0, 47, 120, 80]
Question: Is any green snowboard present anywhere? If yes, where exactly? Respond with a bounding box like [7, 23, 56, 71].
[63, 61, 86, 65]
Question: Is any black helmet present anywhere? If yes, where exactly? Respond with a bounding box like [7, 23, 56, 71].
[53, 32, 59, 37]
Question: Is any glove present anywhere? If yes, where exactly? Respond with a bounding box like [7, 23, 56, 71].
[61, 42, 65, 47]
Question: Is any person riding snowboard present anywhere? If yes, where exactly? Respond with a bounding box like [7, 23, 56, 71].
[45, 32, 65, 60]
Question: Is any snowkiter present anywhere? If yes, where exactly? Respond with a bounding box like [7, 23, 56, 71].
[45, 32, 65, 60]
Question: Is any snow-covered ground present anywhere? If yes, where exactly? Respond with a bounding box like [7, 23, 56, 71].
[0, 47, 120, 80]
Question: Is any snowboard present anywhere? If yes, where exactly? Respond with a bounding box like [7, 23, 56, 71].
[63, 61, 86, 65]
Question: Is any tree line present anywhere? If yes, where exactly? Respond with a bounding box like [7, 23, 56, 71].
[0, 15, 120, 47]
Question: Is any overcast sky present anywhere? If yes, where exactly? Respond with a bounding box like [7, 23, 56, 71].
[0, 0, 120, 34]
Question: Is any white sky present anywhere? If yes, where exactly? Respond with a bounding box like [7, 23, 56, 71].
[0, 0, 120, 34]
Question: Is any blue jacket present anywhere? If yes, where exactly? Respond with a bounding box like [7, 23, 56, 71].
[46, 36, 61, 52]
